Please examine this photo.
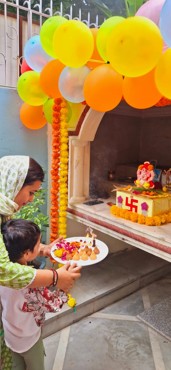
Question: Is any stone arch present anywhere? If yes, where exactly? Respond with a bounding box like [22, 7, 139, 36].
[68, 108, 104, 204]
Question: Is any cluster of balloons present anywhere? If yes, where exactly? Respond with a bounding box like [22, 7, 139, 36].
[17, 0, 171, 129]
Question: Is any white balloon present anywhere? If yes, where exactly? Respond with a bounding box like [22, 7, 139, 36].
[24, 35, 52, 72]
[58, 66, 90, 103]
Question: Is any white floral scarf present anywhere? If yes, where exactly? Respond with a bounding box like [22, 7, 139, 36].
[0, 156, 29, 218]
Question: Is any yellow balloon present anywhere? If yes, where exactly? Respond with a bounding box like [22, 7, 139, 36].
[106, 16, 163, 77]
[17, 71, 48, 106]
[53, 20, 94, 68]
[96, 16, 124, 62]
[155, 49, 171, 99]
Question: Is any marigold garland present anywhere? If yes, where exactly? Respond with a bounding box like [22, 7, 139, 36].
[110, 205, 171, 226]
[50, 98, 69, 242]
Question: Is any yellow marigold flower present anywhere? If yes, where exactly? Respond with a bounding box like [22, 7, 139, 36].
[61, 144, 68, 151]
[61, 150, 68, 157]
[111, 205, 117, 214]
[166, 213, 171, 222]
[162, 186, 167, 192]
[59, 182, 67, 188]
[59, 228, 67, 236]
[60, 163, 68, 170]
[59, 180, 67, 186]
[120, 209, 126, 217]
[60, 122, 68, 129]
[60, 170, 68, 177]
[125, 211, 131, 220]
[54, 249, 63, 258]
[153, 216, 161, 226]
[60, 137, 69, 143]
[145, 217, 154, 226]
[60, 158, 68, 164]
[61, 101, 67, 108]
[60, 199, 68, 206]
[130, 213, 138, 222]
[61, 108, 68, 114]
[60, 187, 68, 193]
[138, 215, 146, 224]
[161, 215, 167, 224]
[59, 211, 67, 217]
[67, 294, 76, 308]
[60, 129, 68, 137]
[60, 188, 68, 195]
[59, 217, 67, 223]
[143, 182, 150, 189]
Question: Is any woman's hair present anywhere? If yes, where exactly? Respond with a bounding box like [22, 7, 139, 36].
[22, 158, 44, 186]
[1, 219, 40, 262]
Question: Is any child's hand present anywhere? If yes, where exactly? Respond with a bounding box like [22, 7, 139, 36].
[39, 237, 64, 257]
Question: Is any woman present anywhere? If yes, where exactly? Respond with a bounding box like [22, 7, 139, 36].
[0, 155, 81, 370]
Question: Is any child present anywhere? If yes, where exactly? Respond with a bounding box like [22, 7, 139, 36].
[0, 219, 68, 370]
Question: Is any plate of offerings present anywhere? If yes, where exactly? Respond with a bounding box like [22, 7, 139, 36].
[51, 237, 109, 266]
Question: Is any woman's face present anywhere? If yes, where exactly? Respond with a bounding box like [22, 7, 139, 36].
[14, 180, 42, 209]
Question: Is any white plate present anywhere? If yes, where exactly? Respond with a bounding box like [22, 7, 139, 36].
[51, 237, 109, 267]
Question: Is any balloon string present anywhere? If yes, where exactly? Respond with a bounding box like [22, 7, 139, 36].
[89, 59, 105, 64]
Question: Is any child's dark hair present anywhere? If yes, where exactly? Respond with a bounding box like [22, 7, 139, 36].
[23, 158, 44, 186]
[1, 219, 40, 263]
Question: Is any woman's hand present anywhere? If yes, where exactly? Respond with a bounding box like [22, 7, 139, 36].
[57, 262, 82, 292]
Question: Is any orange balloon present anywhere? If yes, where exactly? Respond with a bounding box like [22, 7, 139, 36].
[20, 103, 47, 130]
[83, 64, 123, 112]
[123, 69, 162, 109]
[40, 59, 64, 98]
[86, 28, 104, 69]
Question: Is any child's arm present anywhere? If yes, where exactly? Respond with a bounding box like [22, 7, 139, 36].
[0, 234, 81, 291]
[39, 237, 64, 257]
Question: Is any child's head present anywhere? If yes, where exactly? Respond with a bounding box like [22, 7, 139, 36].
[1, 219, 41, 264]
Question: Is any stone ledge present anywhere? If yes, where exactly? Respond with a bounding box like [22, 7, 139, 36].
[42, 249, 171, 338]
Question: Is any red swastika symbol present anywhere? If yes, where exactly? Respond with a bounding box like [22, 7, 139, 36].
[125, 197, 138, 212]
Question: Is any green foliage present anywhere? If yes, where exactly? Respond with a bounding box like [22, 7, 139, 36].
[0, 0, 148, 21]
[124, 0, 146, 16]
[14, 189, 49, 240]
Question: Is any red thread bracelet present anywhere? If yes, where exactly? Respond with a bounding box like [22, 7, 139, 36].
[50, 269, 58, 286]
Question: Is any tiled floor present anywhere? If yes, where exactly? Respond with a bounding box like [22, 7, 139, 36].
[44, 272, 171, 370]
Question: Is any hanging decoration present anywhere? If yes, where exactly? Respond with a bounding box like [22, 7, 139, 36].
[50, 98, 69, 242]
